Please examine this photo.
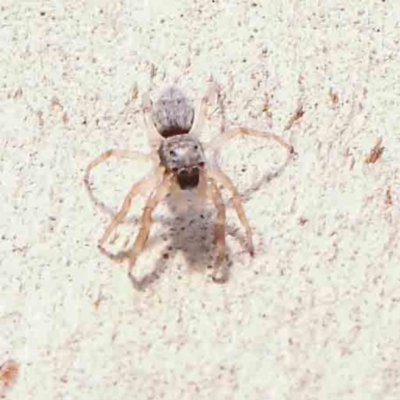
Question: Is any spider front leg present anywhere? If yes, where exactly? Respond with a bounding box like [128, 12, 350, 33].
[207, 179, 227, 276]
[208, 168, 254, 256]
[205, 127, 295, 160]
[97, 166, 164, 262]
[127, 173, 173, 273]
[84, 149, 153, 189]
[84, 149, 157, 216]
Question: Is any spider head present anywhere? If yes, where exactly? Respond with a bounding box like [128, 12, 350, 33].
[158, 135, 206, 190]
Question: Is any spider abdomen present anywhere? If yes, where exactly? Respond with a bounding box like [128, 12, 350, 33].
[151, 86, 194, 137]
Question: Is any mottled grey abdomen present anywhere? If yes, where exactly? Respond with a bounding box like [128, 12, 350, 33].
[151, 86, 195, 137]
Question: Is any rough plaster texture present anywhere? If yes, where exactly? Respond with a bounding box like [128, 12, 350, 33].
[1, 1, 400, 399]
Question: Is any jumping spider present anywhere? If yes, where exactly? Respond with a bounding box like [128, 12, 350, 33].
[84, 83, 294, 280]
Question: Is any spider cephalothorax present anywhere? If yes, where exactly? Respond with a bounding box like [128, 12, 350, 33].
[84, 81, 295, 282]
[158, 134, 206, 189]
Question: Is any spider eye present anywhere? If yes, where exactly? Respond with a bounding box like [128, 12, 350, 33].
[198, 161, 205, 167]
[172, 167, 179, 173]
[169, 150, 176, 156]
[194, 145, 198, 150]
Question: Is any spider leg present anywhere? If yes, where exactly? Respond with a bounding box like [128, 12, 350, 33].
[127, 173, 173, 273]
[207, 178, 227, 272]
[205, 127, 295, 159]
[84, 149, 157, 218]
[188, 81, 219, 136]
[207, 167, 254, 256]
[142, 92, 163, 153]
[84, 149, 154, 191]
[97, 166, 164, 261]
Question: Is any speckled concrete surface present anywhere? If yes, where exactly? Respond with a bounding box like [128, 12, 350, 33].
[1, 1, 400, 399]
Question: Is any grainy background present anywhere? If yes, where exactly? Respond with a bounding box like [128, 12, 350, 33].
[1, 1, 400, 399]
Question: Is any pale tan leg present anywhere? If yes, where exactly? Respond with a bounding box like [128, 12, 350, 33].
[208, 168, 254, 256]
[127, 174, 173, 273]
[205, 127, 295, 159]
[142, 93, 162, 152]
[188, 81, 219, 136]
[84, 149, 157, 219]
[97, 166, 164, 262]
[207, 179, 227, 270]
[84, 149, 152, 189]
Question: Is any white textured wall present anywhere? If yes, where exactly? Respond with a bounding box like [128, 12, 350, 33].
[1, 1, 400, 399]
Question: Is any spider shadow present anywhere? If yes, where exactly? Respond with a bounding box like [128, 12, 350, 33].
[85, 181, 235, 290]
[243, 153, 293, 200]
[128, 195, 235, 291]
